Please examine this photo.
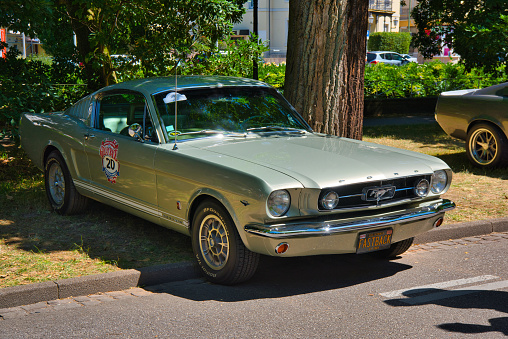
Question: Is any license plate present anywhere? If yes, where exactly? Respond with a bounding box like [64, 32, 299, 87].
[356, 228, 393, 254]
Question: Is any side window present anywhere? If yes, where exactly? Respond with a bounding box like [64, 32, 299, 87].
[96, 92, 157, 142]
[391, 53, 402, 61]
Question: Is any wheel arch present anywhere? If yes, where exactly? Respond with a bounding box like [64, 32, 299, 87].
[43, 143, 66, 166]
[187, 190, 251, 247]
[467, 119, 508, 140]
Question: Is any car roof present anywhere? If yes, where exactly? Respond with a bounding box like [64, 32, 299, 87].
[94, 76, 270, 97]
[368, 51, 400, 54]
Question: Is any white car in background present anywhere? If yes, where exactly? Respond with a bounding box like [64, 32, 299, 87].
[367, 51, 415, 65]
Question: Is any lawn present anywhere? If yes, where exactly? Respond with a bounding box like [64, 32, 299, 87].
[1, 122, 506, 288]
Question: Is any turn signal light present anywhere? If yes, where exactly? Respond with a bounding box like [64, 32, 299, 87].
[275, 242, 289, 254]
[433, 217, 444, 228]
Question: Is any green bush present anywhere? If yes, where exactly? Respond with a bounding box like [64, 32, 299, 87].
[259, 62, 286, 90]
[0, 48, 88, 140]
[368, 32, 411, 54]
[364, 61, 507, 98]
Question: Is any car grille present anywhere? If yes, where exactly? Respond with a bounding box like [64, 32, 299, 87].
[318, 175, 432, 210]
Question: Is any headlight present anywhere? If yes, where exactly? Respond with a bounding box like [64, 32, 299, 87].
[321, 191, 339, 210]
[431, 170, 448, 194]
[415, 179, 430, 197]
[267, 190, 291, 217]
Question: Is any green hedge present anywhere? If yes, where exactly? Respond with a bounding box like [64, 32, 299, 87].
[0, 49, 88, 139]
[2, 50, 507, 140]
[364, 62, 507, 98]
[368, 32, 411, 54]
[258, 61, 507, 99]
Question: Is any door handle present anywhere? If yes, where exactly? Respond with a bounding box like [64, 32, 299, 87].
[84, 133, 96, 140]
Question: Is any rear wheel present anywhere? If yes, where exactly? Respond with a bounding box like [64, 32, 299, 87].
[192, 201, 259, 284]
[371, 237, 414, 259]
[44, 151, 88, 215]
[466, 123, 508, 168]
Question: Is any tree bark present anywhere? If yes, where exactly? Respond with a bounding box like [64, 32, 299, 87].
[285, 0, 368, 140]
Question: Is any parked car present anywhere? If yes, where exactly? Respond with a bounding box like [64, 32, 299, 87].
[401, 54, 418, 63]
[20, 76, 455, 284]
[435, 82, 508, 168]
[367, 51, 412, 65]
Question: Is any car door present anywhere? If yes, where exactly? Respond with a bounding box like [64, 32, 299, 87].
[380, 53, 393, 65]
[83, 90, 160, 219]
[390, 53, 403, 65]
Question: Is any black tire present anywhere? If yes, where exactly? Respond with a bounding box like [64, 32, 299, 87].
[466, 123, 508, 168]
[371, 237, 414, 259]
[44, 151, 88, 215]
[191, 201, 259, 284]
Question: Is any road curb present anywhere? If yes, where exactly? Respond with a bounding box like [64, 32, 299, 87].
[0, 263, 200, 309]
[414, 217, 508, 244]
[1, 218, 507, 309]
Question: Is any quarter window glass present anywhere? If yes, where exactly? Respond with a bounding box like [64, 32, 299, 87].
[97, 92, 157, 142]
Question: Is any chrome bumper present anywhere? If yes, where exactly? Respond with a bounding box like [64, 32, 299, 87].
[244, 199, 455, 239]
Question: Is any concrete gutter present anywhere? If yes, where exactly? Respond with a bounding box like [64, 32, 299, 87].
[1, 218, 507, 309]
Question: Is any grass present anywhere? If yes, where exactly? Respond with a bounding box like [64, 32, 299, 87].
[1, 122, 507, 288]
[0, 142, 193, 288]
[363, 123, 508, 223]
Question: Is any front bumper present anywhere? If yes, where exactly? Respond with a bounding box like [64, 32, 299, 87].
[243, 199, 455, 257]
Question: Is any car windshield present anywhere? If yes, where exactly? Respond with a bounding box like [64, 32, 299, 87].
[366, 53, 376, 62]
[153, 86, 310, 141]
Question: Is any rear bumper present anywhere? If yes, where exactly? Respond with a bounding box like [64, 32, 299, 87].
[243, 199, 455, 257]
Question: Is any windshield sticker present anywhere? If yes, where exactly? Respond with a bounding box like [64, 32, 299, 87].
[163, 92, 187, 103]
[100, 139, 120, 183]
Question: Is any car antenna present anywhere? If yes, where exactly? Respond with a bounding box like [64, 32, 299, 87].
[172, 60, 179, 150]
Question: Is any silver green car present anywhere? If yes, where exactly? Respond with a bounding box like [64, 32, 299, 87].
[20, 76, 455, 284]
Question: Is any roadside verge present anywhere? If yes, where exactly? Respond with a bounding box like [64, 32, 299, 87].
[1, 217, 507, 309]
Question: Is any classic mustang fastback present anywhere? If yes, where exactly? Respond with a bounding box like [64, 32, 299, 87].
[20, 76, 455, 284]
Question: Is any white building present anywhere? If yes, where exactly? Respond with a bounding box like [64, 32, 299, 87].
[233, 0, 401, 62]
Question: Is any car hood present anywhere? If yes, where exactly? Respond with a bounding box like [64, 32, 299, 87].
[186, 134, 448, 189]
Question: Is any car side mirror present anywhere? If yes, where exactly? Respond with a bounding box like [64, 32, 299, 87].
[128, 123, 143, 142]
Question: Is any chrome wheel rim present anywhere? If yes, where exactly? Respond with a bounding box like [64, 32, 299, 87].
[48, 162, 65, 206]
[199, 215, 229, 270]
[470, 128, 498, 165]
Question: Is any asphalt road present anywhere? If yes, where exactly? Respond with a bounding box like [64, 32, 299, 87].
[1, 232, 507, 338]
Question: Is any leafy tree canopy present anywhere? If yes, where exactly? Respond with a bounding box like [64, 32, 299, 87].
[412, 0, 508, 72]
[1, 0, 247, 90]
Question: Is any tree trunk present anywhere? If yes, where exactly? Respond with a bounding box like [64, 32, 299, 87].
[285, 0, 368, 140]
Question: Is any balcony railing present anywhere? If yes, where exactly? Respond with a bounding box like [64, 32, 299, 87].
[369, 0, 392, 12]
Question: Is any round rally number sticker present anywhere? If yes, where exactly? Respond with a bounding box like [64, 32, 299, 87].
[100, 139, 120, 183]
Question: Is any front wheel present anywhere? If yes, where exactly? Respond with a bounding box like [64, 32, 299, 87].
[466, 123, 508, 168]
[192, 201, 259, 284]
[44, 151, 88, 215]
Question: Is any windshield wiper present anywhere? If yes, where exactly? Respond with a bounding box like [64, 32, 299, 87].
[174, 130, 223, 136]
[175, 130, 246, 137]
[246, 126, 307, 134]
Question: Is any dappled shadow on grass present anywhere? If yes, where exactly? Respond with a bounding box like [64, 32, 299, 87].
[1, 140, 193, 274]
[363, 123, 464, 152]
[364, 123, 508, 180]
[437, 153, 508, 180]
[0, 194, 194, 271]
